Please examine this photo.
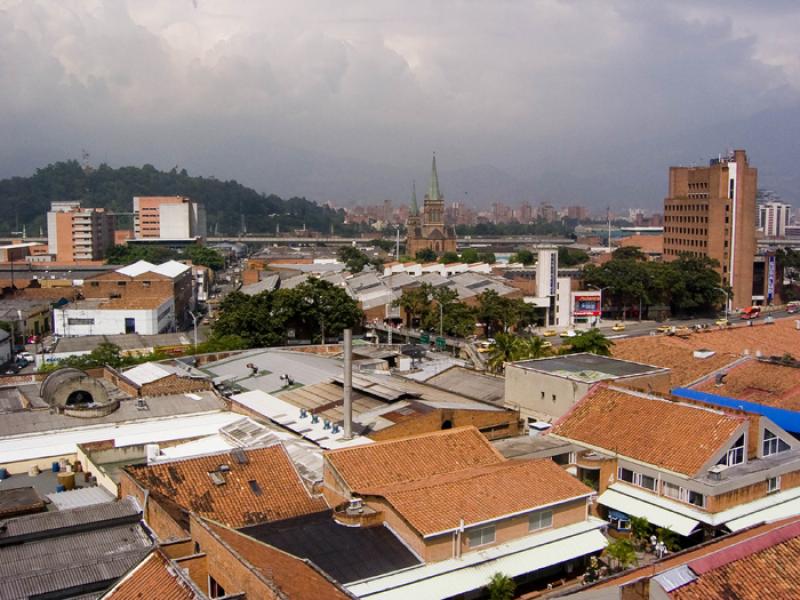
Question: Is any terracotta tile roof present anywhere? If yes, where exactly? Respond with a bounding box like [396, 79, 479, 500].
[551, 386, 745, 476]
[126, 445, 327, 528]
[371, 459, 592, 536]
[613, 319, 800, 385]
[324, 426, 505, 491]
[670, 521, 800, 599]
[693, 359, 800, 410]
[103, 550, 202, 600]
[207, 522, 353, 600]
[612, 336, 740, 387]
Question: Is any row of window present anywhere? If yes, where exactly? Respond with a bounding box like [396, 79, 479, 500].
[663, 249, 707, 258]
[466, 508, 554, 548]
[67, 318, 95, 326]
[665, 203, 709, 212]
[664, 236, 708, 246]
[665, 215, 709, 224]
[688, 182, 709, 190]
[619, 466, 707, 508]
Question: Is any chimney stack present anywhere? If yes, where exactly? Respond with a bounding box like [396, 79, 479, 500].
[343, 329, 353, 440]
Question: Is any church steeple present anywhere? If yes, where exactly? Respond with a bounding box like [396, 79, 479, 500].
[428, 153, 441, 202]
[410, 180, 418, 216]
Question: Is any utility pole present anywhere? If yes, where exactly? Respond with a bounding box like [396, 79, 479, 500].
[607, 206, 612, 253]
[188, 311, 199, 352]
[395, 225, 400, 261]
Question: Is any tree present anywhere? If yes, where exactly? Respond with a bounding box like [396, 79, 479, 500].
[656, 527, 680, 552]
[338, 246, 370, 273]
[558, 246, 589, 266]
[629, 516, 651, 550]
[486, 572, 516, 600]
[105, 244, 177, 265]
[604, 538, 637, 572]
[183, 244, 225, 270]
[564, 329, 614, 356]
[212, 290, 290, 347]
[612, 246, 647, 261]
[520, 335, 550, 360]
[478, 251, 496, 264]
[370, 238, 395, 253]
[415, 248, 437, 262]
[510, 249, 535, 265]
[395, 284, 433, 327]
[459, 248, 480, 263]
[440, 251, 460, 264]
[487, 333, 523, 373]
[286, 278, 363, 343]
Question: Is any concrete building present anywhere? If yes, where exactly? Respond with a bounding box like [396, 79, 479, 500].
[504, 353, 670, 420]
[406, 157, 457, 257]
[663, 150, 757, 309]
[54, 296, 175, 336]
[132, 196, 206, 241]
[758, 200, 793, 238]
[46, 201, 115, 262]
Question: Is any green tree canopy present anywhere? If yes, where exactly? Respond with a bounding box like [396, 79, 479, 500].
[183, 245, 225, 270]
[338, 246, 371, 273]
[558, 246, 589, 266]
[563, 328, 614, 356]
[415, 248, 438, 262]
[510, 249, 536, 265]
[487, 572, 516, 600]
[440, 251, 460, 264]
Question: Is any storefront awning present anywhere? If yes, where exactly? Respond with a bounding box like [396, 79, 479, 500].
[598, 488, 700, 537]
[725, 496, 800, 532]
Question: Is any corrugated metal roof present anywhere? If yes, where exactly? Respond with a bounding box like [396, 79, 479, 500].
[652, 565, 697, 592]
[0, 497, 140, 541]
[46, 486, 115, 511]
[122, 362, 174, 386]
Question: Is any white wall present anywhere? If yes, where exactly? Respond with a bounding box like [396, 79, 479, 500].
[54, 299, 174, 336]
[555, 277, 572, 327]
[160, 202, 191, 238]
[0, 334, 11, 364]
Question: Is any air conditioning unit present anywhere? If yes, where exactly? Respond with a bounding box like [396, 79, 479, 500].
[708, 464, 727, 481]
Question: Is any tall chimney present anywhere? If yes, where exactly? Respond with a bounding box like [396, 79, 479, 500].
[343, 329, 353, 440]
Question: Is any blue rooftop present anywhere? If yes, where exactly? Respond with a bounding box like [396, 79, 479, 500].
[672, 388, 800, 434]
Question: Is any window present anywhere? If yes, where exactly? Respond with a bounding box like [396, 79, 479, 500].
[209, 576, 226, 598]
[67, 318, 95, 325]
[618, 467, 634, 483]
[763, 429, 791, 457]
[117, 281, 127, 286]
[529, 509, 553, 531]
[639, 474, 657, 491]
[768, 476, 781, 494]
[468, 524, 495, 547]
[662, 481, 705, 507]
[688, 490, 705, 507]
[718, 435, 745, 467]
[89, 281, 99, 287]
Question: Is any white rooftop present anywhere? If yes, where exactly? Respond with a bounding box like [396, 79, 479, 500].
[122, 362, 175, 386]
[116, 259, 190, 279]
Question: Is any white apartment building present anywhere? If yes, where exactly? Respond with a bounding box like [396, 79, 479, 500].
[758, 201, 793, 238]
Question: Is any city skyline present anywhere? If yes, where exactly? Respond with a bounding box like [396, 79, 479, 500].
[2, 2, 800, 209]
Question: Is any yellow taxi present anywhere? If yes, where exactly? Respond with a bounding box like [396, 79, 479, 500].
[542, 329, 557, 337]
[611, 323, 626, 332]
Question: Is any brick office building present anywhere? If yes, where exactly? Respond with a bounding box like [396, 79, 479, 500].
[133, 196, 206, 241]
[46, 201, 116, 262]
[663, 149, 757, 309]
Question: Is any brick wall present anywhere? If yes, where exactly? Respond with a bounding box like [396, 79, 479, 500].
[119, 469, 189, 541]
[189, 518, 280, 599]
[707, 469, 800, 513]
[367, 408, 520, 442]
[140, 374, 212, 397]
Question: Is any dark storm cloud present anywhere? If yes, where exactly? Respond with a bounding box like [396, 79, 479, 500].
[1, 0, 798, 208]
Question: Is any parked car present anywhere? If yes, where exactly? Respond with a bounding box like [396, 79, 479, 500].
[715, 318, 730, 327]
[17, 351, 34, 363]
[611, 323, 626, 332]
[542, 329, 557, 337]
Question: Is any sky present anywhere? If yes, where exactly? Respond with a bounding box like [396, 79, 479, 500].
[1, 0, 799, 211]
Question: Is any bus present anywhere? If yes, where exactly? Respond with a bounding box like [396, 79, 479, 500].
[787, 301, 800, 314]
[740, 306, 761, 320]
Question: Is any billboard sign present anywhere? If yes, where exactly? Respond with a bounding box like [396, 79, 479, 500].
[767, 254, 776, 303]
[573, 294, 601, 317]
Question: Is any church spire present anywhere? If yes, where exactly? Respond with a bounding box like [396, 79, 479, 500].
[428, 153, 441, 202]
[410, 180, 418, 215]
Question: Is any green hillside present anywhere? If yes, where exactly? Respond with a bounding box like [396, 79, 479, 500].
[0, 161, 347, 235]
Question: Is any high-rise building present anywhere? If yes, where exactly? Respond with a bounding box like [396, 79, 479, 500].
[406, 156, 457, 257]
[567, 206, 588, 221]
[539, 203, 558, 223]
[47, 201, 115, 262]
[663, 149, 757, 309]
[758, 201, 792, 238]
[133, 196, 207, 241]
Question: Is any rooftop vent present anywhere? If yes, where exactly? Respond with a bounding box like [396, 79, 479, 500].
[136, 398, 149, 410]
[346, 497, 364, 515]
[708, 464, 727, 481]
[218, 464, 231, 472]
[209, 472, 226, 486]
[299, 408, 308, 419]
[694, 349, 716, 359]
[715, 373, 727, 386]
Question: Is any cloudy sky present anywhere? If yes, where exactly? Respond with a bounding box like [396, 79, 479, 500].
[2, 1, 799, 210]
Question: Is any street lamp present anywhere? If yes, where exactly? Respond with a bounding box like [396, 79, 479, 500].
[187, 310, 199, 352]
[716, 287, 730, 322]
[588, 285, 609, 326]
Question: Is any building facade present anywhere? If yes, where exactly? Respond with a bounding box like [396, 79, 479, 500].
[663, 150, 757, 309]
[406, 156, 457, 257]
[46, 201, 115, 262]
[758, 200, 792, 238]
[133, 196, 207, 241]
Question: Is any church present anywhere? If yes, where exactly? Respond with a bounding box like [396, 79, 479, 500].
[406, 155, 458, 257]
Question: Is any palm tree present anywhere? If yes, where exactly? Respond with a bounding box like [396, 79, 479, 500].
[487, 572, 516, 600]
[521, 335, 550, 360]
[565, 328, 614, 356]
[630, 516, 650, 550]
[487, 333, 522, 373]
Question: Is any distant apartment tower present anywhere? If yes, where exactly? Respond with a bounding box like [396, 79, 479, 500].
[133, 196, 207, 241]
[758, 201, 792, 238]
[567, 205, 587, 221]
[47, 201, 115, 262]
[663, 149, 756, 309]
